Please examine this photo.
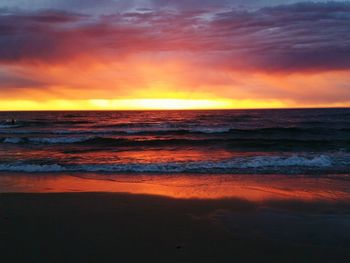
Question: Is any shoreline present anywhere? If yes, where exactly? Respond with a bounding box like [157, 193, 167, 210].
[0, 173, 349, 201]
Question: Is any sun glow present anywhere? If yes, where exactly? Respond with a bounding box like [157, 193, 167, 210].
[89, 99, 234, 110]
[0, 98, 290, 111]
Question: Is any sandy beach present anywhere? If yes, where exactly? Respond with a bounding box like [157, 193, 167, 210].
[1, 174, 349, 262]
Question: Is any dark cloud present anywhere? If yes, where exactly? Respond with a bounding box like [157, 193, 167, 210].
[0, 69, 47, 89]
[0, 10, 83, 62]
[207, 1, 350, 71]
[0, 0, 125, 14]
[0, 0, 332, 12]
[0, 2, 349, 72]
[149, 0, 231, 10]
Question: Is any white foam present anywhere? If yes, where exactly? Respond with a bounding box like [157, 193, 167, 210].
[3, 137, 23, 144]
[0, 164, 65, 172]
[190, 127, 231, 133]
[2, 136, 94, 144]
[240, 155, 332, 168]
[28, 136, 93, 144]
[0, 124, 21, 128]
[125, 127, 231, 134]
[125, 127, 179, 134]
[0, 155, 334, 173]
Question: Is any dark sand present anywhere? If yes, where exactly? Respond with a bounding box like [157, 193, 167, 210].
[1, 192, 350, 263]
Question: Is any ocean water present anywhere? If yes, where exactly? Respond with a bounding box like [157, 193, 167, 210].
[0, 109, 350, 175]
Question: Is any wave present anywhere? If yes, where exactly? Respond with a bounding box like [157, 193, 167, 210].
[2, 136, 94, 144]
[0, 120, 93, 128]
[0, 124, 22, 128]
[3, 137, 23, 144]
[0, 129, 113, 135]
[1, 126, 350, 136]
[52, 126, 232, 135]
[0, 155, 336, 173]
[1, 136, 350, 152]
[122, 127, 349, 135]
[1, 136, 201, 146]
[0, 164, 65, 172]
[181, 127, 232, 134]
[239, 155, 332, 168]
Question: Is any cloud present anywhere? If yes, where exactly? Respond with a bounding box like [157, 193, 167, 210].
[0, 1, 337, 13]
[0, 68, 47, 89]
[0, 2, 349, 72]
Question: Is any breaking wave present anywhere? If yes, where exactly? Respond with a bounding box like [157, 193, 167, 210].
[1, 136, 349, 152]
[1, 126, 350, 136]
[2, 136, 94, 144]
[0, 155, 335, 174]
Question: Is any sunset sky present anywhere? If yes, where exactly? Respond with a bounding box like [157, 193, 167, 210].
[1, 0, 350, 110]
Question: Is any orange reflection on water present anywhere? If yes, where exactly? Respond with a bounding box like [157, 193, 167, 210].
[55, 148, 236, 165]
[0, 173, 349, 202]
[74, 149, 232, 164]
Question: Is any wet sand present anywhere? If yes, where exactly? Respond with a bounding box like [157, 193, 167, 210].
[1, 173, 350, 201]
[0, 174, 350, 262]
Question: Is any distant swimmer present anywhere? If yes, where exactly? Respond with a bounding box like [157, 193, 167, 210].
[5, 118, 16, 125]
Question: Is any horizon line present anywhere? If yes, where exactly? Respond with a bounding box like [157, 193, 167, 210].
[1, 106, 349, 112]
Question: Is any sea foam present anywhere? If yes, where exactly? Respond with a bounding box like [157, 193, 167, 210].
[0, 155, 334, 173]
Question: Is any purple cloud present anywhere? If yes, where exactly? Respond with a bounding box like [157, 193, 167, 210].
[0, 2, 349, 72]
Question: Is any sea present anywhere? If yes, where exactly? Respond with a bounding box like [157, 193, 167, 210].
[0, 108, 349, 176]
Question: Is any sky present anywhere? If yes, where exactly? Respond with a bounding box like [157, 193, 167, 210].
[0, 0, 350, 110]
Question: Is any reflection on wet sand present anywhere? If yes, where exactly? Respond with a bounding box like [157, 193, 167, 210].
[0, 173, 349, 202]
